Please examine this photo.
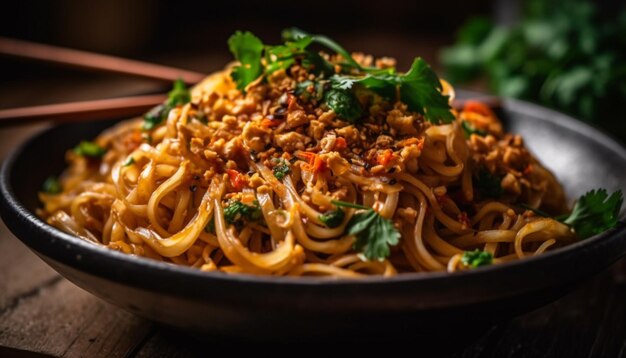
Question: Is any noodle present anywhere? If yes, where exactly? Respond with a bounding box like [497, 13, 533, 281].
[38, 36, 581, 278]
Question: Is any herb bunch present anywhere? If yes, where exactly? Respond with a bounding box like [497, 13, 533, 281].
[228, 28, 453, 124]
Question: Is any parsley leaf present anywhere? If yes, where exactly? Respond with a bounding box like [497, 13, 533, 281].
[559, 189, 623, 239]
[223, 199, 262, 225]
[319, 209, 345, 228]
[74, 141, 106, 158]
[228, 31, 264, 91]
[332, 200, 401, 261]
[461, 249, 493, 268]
[42, 176, 61, 194]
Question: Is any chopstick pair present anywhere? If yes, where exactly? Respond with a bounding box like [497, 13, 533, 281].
[0, 37, 205, 125]
[0, 37, 500, 125]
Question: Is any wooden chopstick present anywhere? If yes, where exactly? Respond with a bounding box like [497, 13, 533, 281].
[0, 37, 206, 85]
[0, 94, 166, 125]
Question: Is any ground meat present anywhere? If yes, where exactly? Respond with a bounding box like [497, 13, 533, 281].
[386, 108, 418, 135]
[242, 121, 272, 152]
[274, 132, 311, 152]
[307, 120, 325, 140]
[335, 125, 360, 144]
[285, 109, 310, 129]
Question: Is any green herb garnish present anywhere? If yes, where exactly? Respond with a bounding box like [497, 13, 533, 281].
[461, 120, 488, 138]
[228, 31, 264, 91]
[226, 29, 453, 124]
[324, 88, 362, 122]
[319, 209, 345, 228]
[328, 58, 454, 124]
[74, 141, 106, 158]
[461, 249, 493, 268]
[332, 200, 401, 261]
[558, 189, 623, 239]
[272, 159, 291, 180]
[143, 79, 191, 130]
[223, 199, 262, 225]
[42, 176, 61, 194]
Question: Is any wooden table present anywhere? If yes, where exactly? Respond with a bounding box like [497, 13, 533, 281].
[2, 47, 626, 358]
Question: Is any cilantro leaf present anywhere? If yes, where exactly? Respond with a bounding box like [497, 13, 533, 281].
[333, 200, 400, 261]
[329, 58, 453, 124]
[559, 189, 623, 239]
[461, 249, 493, 268]
[399, 58, 454, 124]
[324, 88, 362, 122]
[265, 36, 313, 74]
[228, 31, 264, 91]
[282, 28, 361, 69]
[272, 158, 291, 180]
[319, 209, 345, 228]
[142, 104, 167, 131]
[223, 199, 262, 225]
[461, 120, 488, 138]
[143, 79, 190, 130]
[167, 79, 191, 106]
[74, 141, 106, 158]
[295, 80, 326, 102]
[42, 176, 61, 194]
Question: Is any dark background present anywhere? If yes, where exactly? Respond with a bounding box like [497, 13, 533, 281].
[0, 0, 496, 107]
[2, 0, 623, 141]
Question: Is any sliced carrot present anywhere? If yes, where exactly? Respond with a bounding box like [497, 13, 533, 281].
[334, 137, 347, 150]
[261, 118, 282, 127]
[376, 149, 394, 166]
[296, 151, 326, 173]
[463, 100, 495, 118]
[226, 169, 247, 191]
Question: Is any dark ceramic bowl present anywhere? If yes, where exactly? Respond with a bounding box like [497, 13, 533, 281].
[1, 95, 625, 341]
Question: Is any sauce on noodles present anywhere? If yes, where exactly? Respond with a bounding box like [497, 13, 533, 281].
[38, 30, 621, 277]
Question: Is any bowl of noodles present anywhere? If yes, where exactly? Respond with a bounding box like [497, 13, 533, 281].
[1, 29, 625, 339]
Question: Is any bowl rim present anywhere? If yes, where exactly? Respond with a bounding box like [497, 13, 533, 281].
[1, 96, 625, 289]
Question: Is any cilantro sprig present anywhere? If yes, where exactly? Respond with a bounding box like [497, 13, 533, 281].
[224, 199, 262, 225]
[143, 79, 191, 130]
[461, 250, 493, 268]
[226, 29, 453, 124]
[42, 176, 61, 194]
[329, 58, 455, 124]
[461, 120, 488, 138]
[228, 31, 265, 91]
[332, 200, 401, 261]
[558, 189, 623, 239]
[319, 209, 345, 228]
[74, 141, 106, 158]
[272, 158, 291, 180]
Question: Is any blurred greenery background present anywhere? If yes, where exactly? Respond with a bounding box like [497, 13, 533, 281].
[442, 0, 626, 142]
